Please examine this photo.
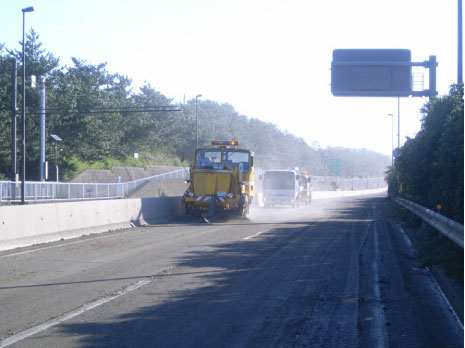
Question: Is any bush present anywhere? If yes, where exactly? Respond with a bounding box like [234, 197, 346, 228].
[414, 225, 463, 282]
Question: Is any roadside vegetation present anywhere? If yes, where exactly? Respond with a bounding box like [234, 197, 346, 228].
[60, 155, 187, 182]
[390, 202, 463, 283]
[386, 84, 463, 281]
[0, 29, 389, 182]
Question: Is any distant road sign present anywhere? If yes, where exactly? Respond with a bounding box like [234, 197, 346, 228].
[331, 49, 412, 97]
[328, 158, 342, 175]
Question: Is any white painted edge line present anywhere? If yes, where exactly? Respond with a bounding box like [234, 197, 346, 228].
[243, 229, 271, 240]
[397, 224, 464, 331]
[426, 267, 464, 331]
[372, 205, 389, 348]
[2, 230, 134, 259]
[0, 279, 151, 348]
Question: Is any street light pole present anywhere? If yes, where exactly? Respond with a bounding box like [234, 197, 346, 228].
[387, 113, 394, 165]
[21, 6, 34, 204]
[459, 0, 463, 84]
[39, 76, 46, 181]
[195, 94, 202, 148]
[11, 58, 17, 184]
[397, 97, 400, 150]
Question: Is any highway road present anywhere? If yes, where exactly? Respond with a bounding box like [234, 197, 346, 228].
[0, 193, 462, 347]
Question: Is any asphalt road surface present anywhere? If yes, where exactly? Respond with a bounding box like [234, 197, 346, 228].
[0, 193, 462, 347]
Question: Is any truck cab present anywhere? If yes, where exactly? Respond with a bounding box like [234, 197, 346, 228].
[182, 141, 254, 217]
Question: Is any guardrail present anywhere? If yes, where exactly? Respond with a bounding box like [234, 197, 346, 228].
[0, 168, 189, 204]
[396, 197, 464, 249]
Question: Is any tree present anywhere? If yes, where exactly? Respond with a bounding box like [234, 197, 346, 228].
[0, 44, 14, 179]
[0, 28, 392, 181]
[2, 29, 60, 180]
[391, 84, 464, 222]
[47, 58, 132, 163]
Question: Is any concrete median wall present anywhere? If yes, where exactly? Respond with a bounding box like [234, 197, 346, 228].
[0, 188, 387, 252]
[0, 197, 182, 252]
[312, 187, 387, 199]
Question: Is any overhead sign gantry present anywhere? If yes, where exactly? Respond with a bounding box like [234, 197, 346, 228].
[331, 49, 437, 100]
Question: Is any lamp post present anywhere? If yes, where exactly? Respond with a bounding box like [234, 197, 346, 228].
[458, 0, 463, 84]
[11, 58, 18, 185]
[387, 113, 394, 165]
[21, 6, 34, 204]
[397, 97, 401, 150]
[50, 134, 62, 182]
[195, 94, 202, 148]
[39, 76, 46, 181]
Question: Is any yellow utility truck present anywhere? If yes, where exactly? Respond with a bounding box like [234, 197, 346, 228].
[182, 141, 255, 217]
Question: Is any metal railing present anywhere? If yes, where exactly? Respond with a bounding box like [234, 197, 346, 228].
[1, 169, 385, 204]
[0, 168, 190, 204]
[396, 197, 464, 249]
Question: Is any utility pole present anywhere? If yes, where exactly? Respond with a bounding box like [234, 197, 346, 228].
[195, 94, 202, 148]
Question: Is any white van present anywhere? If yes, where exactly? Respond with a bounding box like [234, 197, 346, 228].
[262, 170, 300, 208]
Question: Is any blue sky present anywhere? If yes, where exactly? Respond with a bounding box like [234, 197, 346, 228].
[1, 0, 462, 156]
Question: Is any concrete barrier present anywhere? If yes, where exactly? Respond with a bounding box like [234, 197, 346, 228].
[0, 188, 386, 252]
[0, 197, 182, 252]
[256, 187, 387, 207]
[312, 187, 387, 199]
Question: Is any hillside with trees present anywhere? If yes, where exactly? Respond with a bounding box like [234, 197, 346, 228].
[0, 29, 390, 182]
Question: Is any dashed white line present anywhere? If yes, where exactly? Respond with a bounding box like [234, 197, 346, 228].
[243, 229, 271, 240]
[0, 279, 151, 348]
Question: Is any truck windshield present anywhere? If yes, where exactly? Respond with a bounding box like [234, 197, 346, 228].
[263, 171, 296, 190]
[224, 150, 250, 173]
[195, 149, 222, 169]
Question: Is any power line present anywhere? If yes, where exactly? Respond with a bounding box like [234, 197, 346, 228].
[23, 105, 182, 116]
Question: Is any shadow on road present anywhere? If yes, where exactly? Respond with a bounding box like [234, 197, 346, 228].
[57, 196, 395, 347]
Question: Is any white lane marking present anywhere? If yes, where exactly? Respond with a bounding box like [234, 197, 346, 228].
[0, 279, 151, 348]
[372, 205, 389, 348]
[243, 229, 271, 240]
[397, 225, 464, 330]
[2, 221, 218, 258]
[2, 232, 131, 258]
[427, 267, 464, 330]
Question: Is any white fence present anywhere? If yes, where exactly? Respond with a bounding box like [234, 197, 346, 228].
[0, 169, 189, 203]
[1, 168, 385, 204]
[312, 176, 385, 190]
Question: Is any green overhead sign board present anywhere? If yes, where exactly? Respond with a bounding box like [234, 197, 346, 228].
[328, 158, 342, 175]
